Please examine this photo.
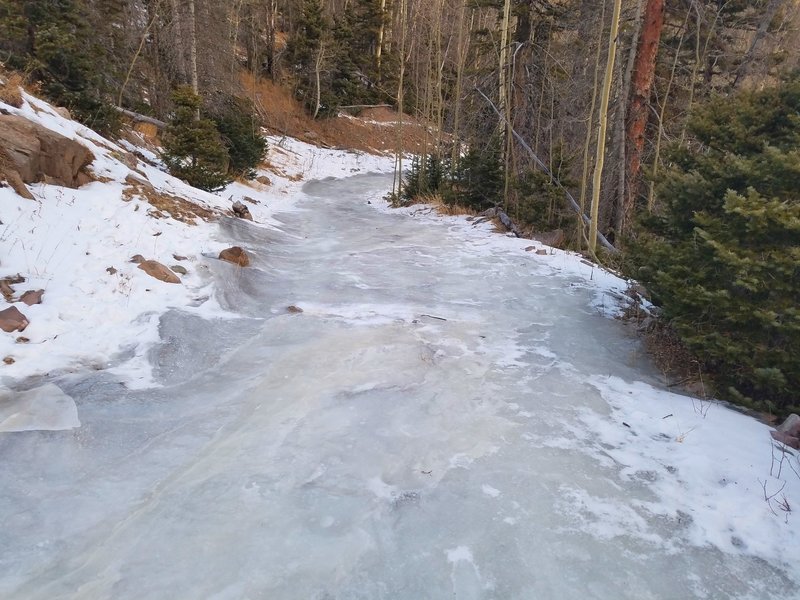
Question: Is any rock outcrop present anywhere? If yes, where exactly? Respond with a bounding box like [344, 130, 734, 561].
[0, 114, 94, 196]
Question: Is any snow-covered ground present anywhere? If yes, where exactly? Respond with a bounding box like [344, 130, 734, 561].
[1, 92, 798, 598]
[0, 91, 394, 392]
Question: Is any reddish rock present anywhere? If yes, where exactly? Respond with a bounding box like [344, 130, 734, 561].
[0, 306, 29, 332]
[138, 260, 181, 284]
[0, 280, 14, 301]
[232, 200, 253, 221]
[0, 114, 94, 187]
[130, 254, 146, 264]
[19, 289, 43, 306]
[3, 168, 34, 199]
[219, 246, 250, 267]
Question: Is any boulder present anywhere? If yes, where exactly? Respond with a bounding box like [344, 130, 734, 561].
[219, 246, 250, 267]
[19, 289, 43, 306]
[138, 260, 181, 284]
[232, 200, 253, 221]
[771, 414, 800, 449]
[0, 114, 94, 188]
[536, 249, 548, 256]
[130, 254, 146, 264]
[171, 265, 188, 275]
[256, 175, 272, 186]
[0, 306, 29, 332]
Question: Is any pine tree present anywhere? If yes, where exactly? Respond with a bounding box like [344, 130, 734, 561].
[0, 0, 118, 132]
[629, 76, 800, 416]
[162, 87, 230, 192]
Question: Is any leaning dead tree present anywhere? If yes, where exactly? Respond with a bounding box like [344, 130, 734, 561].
[475, 87, 618, 254]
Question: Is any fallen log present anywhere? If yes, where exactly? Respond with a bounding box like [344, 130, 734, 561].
[480, 207, 522, 237]
[116, 107, 167, 130]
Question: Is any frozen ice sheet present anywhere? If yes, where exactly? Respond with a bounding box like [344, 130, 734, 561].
[0, 174, 797, 599]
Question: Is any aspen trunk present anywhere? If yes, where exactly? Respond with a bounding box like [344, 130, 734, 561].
[622, 0, 664, 235]
[498, 0, 512, 125]
[578, 0, 607, 250]
[376, 0, 387, 82]
[187, 0, 199, 96]
[589, 0, 622, 255]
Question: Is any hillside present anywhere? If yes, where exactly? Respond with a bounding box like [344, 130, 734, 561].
[0, 81, 393, 394]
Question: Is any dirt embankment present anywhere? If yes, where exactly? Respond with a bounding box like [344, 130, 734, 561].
[241, 73, 434, 155]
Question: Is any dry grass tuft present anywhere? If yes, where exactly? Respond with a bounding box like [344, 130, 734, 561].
[407, 193, 479, 217]
[0, 72, 24, 108]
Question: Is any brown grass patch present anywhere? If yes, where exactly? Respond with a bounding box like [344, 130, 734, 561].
[0, 72, 24, 108]
[405, 193, 479, 217]
[123, 176, 217, 224]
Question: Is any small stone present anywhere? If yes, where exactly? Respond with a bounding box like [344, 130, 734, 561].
[106, 267, 118, 275]
[535, 249, 548, 256]
[219, 246, 250, 267]
[130, 254, 146, 264]
[256, 175, 271, 186]
[15, 336, 29, 343]
[19, 289, 44, 306]
[138, 260, 181, 284]
[171, 265, 188, 275]
[0, 306, 29, 332]
[287, 305, 304, 314]
[0, 280, 14, 300]
[525, 246, 536, 252]
[173, 254, 188, 261]
[232, 200, 253, 221]
[3, 356, 14, 365]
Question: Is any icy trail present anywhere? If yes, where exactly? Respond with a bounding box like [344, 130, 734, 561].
[1, 174, 797, 599]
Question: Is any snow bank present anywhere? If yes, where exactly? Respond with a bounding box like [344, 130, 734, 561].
[0, 91, 394, 396]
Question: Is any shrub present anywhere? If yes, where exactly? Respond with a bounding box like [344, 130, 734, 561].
[211, 98, 267, 178]
[628, 76, 800, 417]
[162, 87, 230, 192]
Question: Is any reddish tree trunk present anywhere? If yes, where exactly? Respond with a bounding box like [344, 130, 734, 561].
[623, 0, 664, 234]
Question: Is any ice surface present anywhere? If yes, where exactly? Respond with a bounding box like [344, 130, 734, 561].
[0, 384, 79, 432]
[0, 173, 798, 599]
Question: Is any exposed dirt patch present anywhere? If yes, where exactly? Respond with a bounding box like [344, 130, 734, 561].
[241, 72, 435, 155]
[123, 176, 217, 224]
